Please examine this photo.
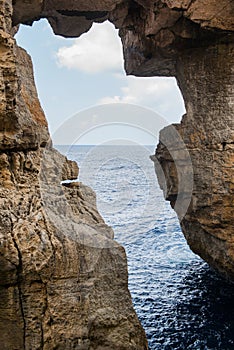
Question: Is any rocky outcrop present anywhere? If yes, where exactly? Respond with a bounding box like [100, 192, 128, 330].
[0, 147, 147, 349]
[12, 0, 234, 76]
[0, 0, 234, 348]
[0, 1, 147, 349]
[12, 0, 233, 280]
[115, 1, 233, 280]
[0, 1, 49, 150]
[154, 41, 234, 280]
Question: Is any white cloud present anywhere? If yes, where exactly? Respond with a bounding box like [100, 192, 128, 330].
[99, 75, 185, 122]
[55, 20, 185, 122]
[100, 95, 123, 104]
[56, 21, 124, 73]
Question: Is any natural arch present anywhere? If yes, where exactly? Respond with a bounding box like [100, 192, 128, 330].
[10, 0, 234, 278]
[0, 0, 233, 349]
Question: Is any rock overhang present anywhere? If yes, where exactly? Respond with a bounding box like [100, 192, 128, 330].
[11, 0, 234, 281]
[12, 0, 234, 77]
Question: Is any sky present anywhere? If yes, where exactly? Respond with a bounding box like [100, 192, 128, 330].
[15, 20, 186, 145]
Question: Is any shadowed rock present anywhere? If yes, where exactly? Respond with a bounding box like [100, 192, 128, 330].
[0, 0, 234, 348]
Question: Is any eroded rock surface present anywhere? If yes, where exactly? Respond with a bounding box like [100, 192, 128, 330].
[0, 1, 147, 348]
[154, 42, 234, 280]
[0, 0, 234, 348]
[0, 146, 147, 349]
[12, 0, 232, 281]
[12, 0, 234, 76]
[0, 1, 49, 150]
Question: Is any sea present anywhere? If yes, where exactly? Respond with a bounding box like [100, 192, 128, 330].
[56, 145, 234, 350]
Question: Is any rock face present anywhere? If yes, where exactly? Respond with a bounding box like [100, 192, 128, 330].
[0, 146, 147, 349]
[0, 1, 147, 349]
[154, 40, 234, 279]
[0, 0, 234, 348]
[12, 0, 233, 281]
[0, 1, 49, 150]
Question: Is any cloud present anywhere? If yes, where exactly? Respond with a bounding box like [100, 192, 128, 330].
[56, 20, 185, 122]
[99, 76, 185, 122]
[56, 21, 124, 73]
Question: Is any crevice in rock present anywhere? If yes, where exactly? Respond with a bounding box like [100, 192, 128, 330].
[222, 142, 227, 151]
[6, 153, 18, 187]
[40, 281, 48, 350]
[221, 141, 234, 151]
[10, 223, 26, 350]
[42, 214, 56, 264]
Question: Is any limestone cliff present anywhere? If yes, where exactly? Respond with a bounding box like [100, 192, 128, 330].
[11, 0, 233, 280]
[0, 0, 234, 348]
[0, 1, 147, 349]
[155, 42, 234, 280]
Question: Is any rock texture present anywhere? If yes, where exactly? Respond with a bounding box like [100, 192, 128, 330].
[0, 1, 147, 349]
[0, 1, 49, 150]
[0, 0, 234, 348]
[0, 146, 147, 349]
[12, 0, 234, 75]
[154, 42, 234, 280]
[13, 0, 233, 281]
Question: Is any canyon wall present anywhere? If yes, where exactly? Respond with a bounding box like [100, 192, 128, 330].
[0, 0, 233, 348]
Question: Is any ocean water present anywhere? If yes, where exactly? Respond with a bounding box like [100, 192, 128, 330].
[57, 145, 234, 350]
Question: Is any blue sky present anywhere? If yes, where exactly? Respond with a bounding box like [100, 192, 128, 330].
[15, 20, 185, 145]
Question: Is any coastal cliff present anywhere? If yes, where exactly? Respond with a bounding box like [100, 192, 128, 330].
[12, 0, 234, 278]
[0, 0, 233, 348]
[0, 1, 147, 349]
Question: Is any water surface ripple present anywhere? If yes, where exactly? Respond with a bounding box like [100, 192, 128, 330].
[58, 145, 234, 350]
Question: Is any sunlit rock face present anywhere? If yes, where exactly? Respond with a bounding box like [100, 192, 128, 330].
[12, 0, 234, 280]
[12, 0, 234, 75]
[0, 2, 49, 150]
[0, 0, 233, 348]
[154, 42, 234, 280]
[0, 1, 148, 349]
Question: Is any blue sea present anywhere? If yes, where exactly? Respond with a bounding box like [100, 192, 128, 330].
[57, 145, 234, 350]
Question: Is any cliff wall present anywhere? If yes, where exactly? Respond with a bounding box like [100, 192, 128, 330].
[17, 0, 233, 280]
[0, 1, 147, 348]
[0, 0, 234, 348]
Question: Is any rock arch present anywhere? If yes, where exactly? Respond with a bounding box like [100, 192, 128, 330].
[12, 0, 234, 280]
[0, 0, 233, 348]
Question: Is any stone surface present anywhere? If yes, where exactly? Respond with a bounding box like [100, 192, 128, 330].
[12, 0, 234, 76]
[0, 1, 49, 150]
[0, 0, 234, 348]
[153, 42, 234, 280]
[0, 146, 147, 349]
[0, 1, 148, 349]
